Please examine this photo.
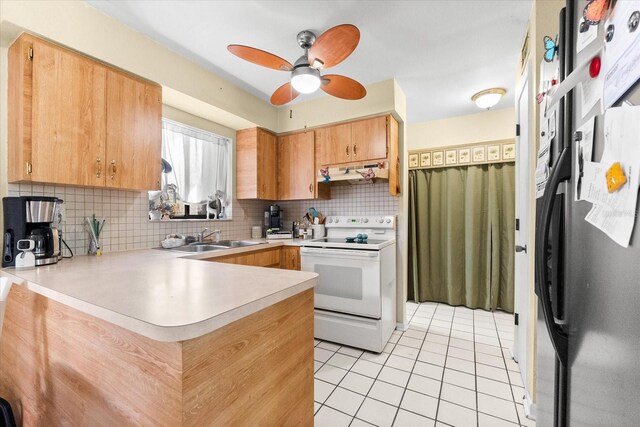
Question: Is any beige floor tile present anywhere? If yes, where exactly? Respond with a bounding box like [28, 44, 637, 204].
[315, 405, 352, 427]
[324, 386, 365, 416]
[477, 393, 519, 423]
[443, 368, 476, 390]
[437, 400, 477, 426]
[368, 380, 405, 406]
[356, 397, 398, 427]
[400, 390, 438, 419]
[393, 409, 436, 427]
[413, 360, 444, 380]
[407, 373, 442, 398]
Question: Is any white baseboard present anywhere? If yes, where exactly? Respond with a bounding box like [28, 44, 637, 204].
[523, 392, 536, 421]
[396, 322, 409, 331]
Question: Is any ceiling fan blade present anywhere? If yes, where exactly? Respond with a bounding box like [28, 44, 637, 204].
[271, 82, 300, 105]
[321, 74, 366, 100]
[227, 45, 293, 71]
[308, 24, 360, 69]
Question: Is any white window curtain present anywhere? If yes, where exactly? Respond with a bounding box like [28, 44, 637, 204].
[161, 119, 231, 205]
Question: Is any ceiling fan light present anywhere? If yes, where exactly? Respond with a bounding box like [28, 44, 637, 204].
[291, 66, 321, 94]
[471, 88, 506, 109]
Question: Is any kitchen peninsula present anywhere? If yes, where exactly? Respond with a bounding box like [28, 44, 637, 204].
[0, 244, 316, 426]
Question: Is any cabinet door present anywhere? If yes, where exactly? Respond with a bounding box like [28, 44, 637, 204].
[106, 70, 162, 190]
[280, 246, 301, 271]
[31, 39, 106, 186]
[257, 129, 278, 199]
[278, 132, 316, 200]
[315, 123, 351, 165]
[351, 116, 387, 162]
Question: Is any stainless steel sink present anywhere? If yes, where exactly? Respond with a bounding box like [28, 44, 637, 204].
[170, 244, 227, 253]
[195, 240, 266, 248]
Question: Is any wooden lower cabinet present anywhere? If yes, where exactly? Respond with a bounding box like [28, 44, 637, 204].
[0, 285, 314, 426]
[281, 246, 301, 271]
[209, 246, 301, 271]
[210, 246, 282, 268]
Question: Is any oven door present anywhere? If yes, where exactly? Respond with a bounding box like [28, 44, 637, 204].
[300, 247, 381, 318]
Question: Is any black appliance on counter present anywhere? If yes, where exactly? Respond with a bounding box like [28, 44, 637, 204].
[2, 196, 62, 267]
[264, 204, 284, 232]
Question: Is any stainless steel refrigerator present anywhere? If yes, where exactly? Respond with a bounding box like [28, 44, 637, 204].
[535, 1, 640, 426]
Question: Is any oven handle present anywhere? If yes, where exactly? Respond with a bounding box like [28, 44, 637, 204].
[300, 247, 379, 258]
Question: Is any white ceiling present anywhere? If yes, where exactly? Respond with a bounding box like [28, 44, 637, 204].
[86, 0, 532, 124]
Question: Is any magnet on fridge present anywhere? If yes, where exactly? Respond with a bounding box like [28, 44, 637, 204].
[605, 162, 627, 193]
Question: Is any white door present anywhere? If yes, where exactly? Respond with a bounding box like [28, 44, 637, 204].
[513, 61, 532, 391]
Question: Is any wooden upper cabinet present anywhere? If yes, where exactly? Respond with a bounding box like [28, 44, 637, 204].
[105, 70, 162, 190]
[316, 116, 390, 167]
[351, 116, 388, 162]
[236, 128, 277, 200]
[315, 123, 351, 165]
[28, 36, 107, 186]
[7, 33, 162, 190]
[278, 131, 316, 200]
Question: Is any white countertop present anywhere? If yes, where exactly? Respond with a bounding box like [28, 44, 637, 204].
[0, 240, 316, 342]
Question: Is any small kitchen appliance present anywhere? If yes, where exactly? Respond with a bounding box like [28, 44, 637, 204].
[2, 196, 62, 267]
[264, 204, 284, 231]
[301, 216, 397, 352]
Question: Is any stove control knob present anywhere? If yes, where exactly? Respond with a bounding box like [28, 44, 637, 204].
[377, 218, 384, 223]
[327, 218, 333, 223]
[334, 218, 340, 223]
[386, 218, 392, 223]
[363, 218, 369, 223]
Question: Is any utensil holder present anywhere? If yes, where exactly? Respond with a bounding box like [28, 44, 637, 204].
[312, 225, 326, 239]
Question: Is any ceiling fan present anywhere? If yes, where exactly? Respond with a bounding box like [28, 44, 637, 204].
[228, 24, 366, 105]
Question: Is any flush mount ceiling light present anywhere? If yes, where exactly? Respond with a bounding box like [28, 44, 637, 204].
[471, 88, 506, 109]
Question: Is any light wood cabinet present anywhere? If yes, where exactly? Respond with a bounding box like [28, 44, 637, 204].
[105, 70, 162, 190]
[315, 122, 351, 165]
[210, 246, 282, 268]
[316, 116, 391, 167]
[278, 131, 316, 200]
[8, 33, 162, 191]
[280, 246, 301, 271]
[236, 128, 278, 200]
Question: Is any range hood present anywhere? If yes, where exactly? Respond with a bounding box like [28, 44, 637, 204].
[316, 161, 389, 184]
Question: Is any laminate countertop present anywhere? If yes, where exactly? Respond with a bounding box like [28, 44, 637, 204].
[0, 240, 316, 342]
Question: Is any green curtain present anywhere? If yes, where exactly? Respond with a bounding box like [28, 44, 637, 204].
[408, 164, 515, 312]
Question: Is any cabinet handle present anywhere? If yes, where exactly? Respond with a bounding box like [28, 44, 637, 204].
[110, 160, 116, 179]
[309, 183, 313, 193]
[346, 145, 350, 156]
[96, 157, 102, 178]
[353, 144, 358, 156]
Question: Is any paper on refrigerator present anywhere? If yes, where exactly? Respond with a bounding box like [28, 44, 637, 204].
[536, 117, 551, 198]
[583, 106, 640, 247]
[576, 16, 598, 53]
[602, 0, 640, 108]
[574, 117, 596, 201]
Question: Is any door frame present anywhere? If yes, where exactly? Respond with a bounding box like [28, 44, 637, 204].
[513, 59, 534, 395]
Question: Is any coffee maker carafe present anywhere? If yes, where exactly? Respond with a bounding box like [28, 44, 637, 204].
[2, 196, 62, 267]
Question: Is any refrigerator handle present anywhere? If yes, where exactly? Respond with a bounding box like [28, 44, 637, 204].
[535, 145, 571, 367]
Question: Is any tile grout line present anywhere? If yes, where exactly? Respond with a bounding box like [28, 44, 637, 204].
[432, 303, 456, 426]
[388, 302, 436, 426]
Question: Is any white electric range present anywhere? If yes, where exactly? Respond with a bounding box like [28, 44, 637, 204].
[300, 216, 396, 353]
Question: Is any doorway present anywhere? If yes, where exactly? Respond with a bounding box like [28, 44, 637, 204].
[513, 60, 532, 394]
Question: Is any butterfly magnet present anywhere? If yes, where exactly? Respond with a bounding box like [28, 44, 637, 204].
[543, 35, 558, 63]
[583, 0, 613, 26]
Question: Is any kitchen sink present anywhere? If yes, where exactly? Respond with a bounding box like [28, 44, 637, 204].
[199, 240, 266, 248]
[170, 244, 227, 253]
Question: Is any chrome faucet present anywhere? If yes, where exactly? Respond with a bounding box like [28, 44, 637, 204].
[197, 228, 222, 243]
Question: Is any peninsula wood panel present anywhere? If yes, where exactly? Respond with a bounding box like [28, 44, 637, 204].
[30, 37, 107, 186]
[105, 70, 162, 191]
[182, 288, 314, 426]
[278, 131, 316, 200]
[0, 285, 183, 426]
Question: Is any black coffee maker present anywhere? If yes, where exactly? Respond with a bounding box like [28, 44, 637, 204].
[2, 196, 62, 267]
[264, 204, 284, 231]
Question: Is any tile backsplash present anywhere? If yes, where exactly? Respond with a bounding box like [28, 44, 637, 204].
[278, 180, 399, 225]
[7, 179, 399, 256]
[7, 183, 266, 256]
